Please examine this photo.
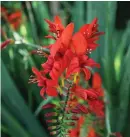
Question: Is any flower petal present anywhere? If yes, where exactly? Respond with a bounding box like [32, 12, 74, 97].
[87, 18, 98, 37]
[85, 58, 100, 68]
[92, 72, 102, 89]
[82, 68, 91, 81]
[50, 38, 61, 57]
[50, 60, 62, 80]
[66, 57, 80, 78]
[46, 87, 58, 97]
[61, 23, 74, 47]
[62, 50, 74, 69]
[79, 24, 89, 34]
[71, 32, 87, 55]
[8, 11, 22, 21]
[54, 15, 64, 30]
[32, 67, 41, 77]
[40, 87, 46, 98]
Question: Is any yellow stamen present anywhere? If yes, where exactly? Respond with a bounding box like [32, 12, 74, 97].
[73, 72, 79, 83]
[61, 76, 65, 87]
[57, 86, 63, 94]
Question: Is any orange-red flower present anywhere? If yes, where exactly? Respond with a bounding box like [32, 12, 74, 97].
[71, 32, 87, 56]
[50, 23, 74, 57]
[45, 16, 65, 38]
[42, 49, 74, 80]
[8, 11, 22, 29]
[1, 6, 22, 30]
[41, 55, 54, 74]
[71, 73, 104, 117]
[87, 73, 104, 117]
[66, 55, 100, 80]
[30, 67, 58, 98]
[88, 99, 104, 117]
[79, 18, 104, 52]
[30, 16, 105, 137]
[30, 16, 104, 122]
[71, 85, 98, 101]
[92, 72, 104, 97]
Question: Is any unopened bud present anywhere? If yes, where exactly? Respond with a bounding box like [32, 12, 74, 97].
[1, 39, 14, 49]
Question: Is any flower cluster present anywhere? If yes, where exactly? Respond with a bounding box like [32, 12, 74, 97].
[30, 16, 104, 136]
[1, 6, 22, 30]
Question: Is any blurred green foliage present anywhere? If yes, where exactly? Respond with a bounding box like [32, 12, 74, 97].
[1, 1, 130, 137]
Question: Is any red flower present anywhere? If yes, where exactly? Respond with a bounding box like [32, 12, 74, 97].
[1, 6, 22, 30]
[41, 54, 63, 80]
[50, 23, 74, 57]
[71, 32, 87, 56]
[72, 85, 98, 101]
[87, 73, 104, 117]
[73, 104, 89, 114]
[66, 55, 100, 81]
[88, 99, 104, 117]
[49, 59, 64, 80]
[30, 67, 58, 98]
[30, 16, 105, 125]
[92, 72, 104, 97]
[79, 18, 104, 51]
[42, 50, 74, 80]
[41, 55, 54, 74]
[45, 15, 65, 37]
[71, 73, 104, 117]
[92, 72, 102, 89]
[8, 11, 22, 30]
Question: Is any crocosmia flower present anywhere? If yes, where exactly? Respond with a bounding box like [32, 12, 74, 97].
[1, 6, 22, 30]
[29, 15, 104, 137]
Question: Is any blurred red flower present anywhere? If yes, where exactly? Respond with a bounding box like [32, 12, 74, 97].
[1, 6, 22, 30]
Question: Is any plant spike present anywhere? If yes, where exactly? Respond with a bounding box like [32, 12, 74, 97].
[29, 15, 105, 137]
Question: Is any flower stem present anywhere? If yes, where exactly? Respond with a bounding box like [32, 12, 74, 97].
[60, 82, 73, 136]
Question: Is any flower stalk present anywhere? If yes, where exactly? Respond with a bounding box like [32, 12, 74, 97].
[29, 15, 105, 137]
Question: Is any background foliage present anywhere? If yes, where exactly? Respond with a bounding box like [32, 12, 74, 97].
[1, 1, 130, 137]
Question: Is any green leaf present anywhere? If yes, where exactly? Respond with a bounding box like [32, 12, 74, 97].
[1, 60, 48, 137]
[32, 2, 50, 36]
[34, 97, 53, 116]
[114, 23, 130, 81]
[25, 1, 39, 43]
[1, 104, 30, 137]
[116, 47, 130, 131]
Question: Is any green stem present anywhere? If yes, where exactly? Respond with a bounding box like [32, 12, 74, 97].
[60, 82, 73, 137]
[15, 39, 50, 54]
